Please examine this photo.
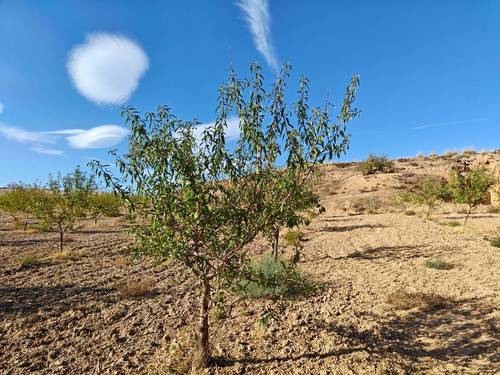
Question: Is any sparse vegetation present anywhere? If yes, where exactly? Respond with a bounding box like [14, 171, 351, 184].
[89, 192, 122, 224]
[424, 259, 454, 270]
[236, 255, 316, 299]
[117, 279, 154, 299]
[447, 220, 461, 227]
[358, 154, 395, 175]
[17, 253, 44, 268]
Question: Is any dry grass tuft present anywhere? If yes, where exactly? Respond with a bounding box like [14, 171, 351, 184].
[387, 290, 452, 312]
[424, 259, 454, 270]
[49, 250, 78, 261]
[117, 279, 154, 299]
[17, 253, 44, 268]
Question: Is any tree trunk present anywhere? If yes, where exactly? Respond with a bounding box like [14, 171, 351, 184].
[59, 230, 64, 252]
[192, 279, 211, 370]
[464, 206, 472, 225]
[273, 227, 280, 261]
[23, 212, 29, 231]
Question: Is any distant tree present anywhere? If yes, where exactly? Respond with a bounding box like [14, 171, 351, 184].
[35, 166, 95, 250]
[0, 184, 40, 230]
[403, 176, 448, 218]
[89, 192, 122, 224]
[448, 161, 497, 224]
[90, 64, 359, 369]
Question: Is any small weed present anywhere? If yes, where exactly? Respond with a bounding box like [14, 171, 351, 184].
[18, 253, 44, 268]
[387, 290, 451, 312]
[489, 235, 500, 248]
[424, 259, 454, 270]
[49, 250, 78, 261]
[117, 279, 154, 299]
[447, 221, 461, 227]
[405, 210, 416, 216]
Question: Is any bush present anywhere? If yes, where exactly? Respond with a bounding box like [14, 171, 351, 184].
[236, 255, 316, 299]
[447, 220, 461, 227]
[283, 230, 304, 247]
[358, 154, 395, 175]
[424, 259, 454, 270]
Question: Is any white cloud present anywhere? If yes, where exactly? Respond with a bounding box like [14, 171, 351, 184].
[0, 123, 129, 154]
[0, 123, 52, 144]
[0, 103, 4, 114]
[67, 33, 149, 105]
[194, 116, 240, 141]
[63, 125, 129, 149]
[31, 147, 64, 156]
[236, 0, 279, 72]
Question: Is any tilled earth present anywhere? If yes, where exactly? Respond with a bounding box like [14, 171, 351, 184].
[1, 154, 499, 374]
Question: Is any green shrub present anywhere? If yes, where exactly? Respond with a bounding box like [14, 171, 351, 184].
[283, 230, 304, 247]
[236, 255, 316, 299]
[489, 236, 500, 248]
[424, 259, 454, 270]
[89, 192, 123, 223]
[358, 154, 395, 175]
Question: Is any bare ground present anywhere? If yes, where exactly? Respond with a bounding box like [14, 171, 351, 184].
[0, 152, 499, 374]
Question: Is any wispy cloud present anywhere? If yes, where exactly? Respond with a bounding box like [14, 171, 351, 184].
[0, 123, 129, 155]
[31, 147, 64, 156]
[411, 118, 488, 130]
[236, 0, 278, 72]
[0, 103, 4, 114]
[67, 33, 149, 105]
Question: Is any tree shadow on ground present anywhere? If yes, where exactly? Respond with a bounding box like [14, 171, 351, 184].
[0, 238, 53, 247]
[329, 298, 499, 371]
[331, 244, 432, 260]
[315, 223, 386, 233]
[0, 285, 115, 316]
[219, 298, 498, 372]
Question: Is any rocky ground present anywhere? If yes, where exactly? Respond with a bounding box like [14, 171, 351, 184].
[0, 151, 499, 374]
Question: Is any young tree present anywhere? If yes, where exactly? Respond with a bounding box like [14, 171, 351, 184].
[89, 192, 123, 224]
[0, 184, 39, 230]
[263, 169, 321, 261]
[404, 176, 448, 219]
[90, 64, 359, 369]
[35, 166, 95, 250]
[448, 161, 497, 224]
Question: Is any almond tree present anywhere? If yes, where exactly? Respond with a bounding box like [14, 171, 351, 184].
[90, 64, 359, 369]
[448, 161, 497, 224]
[35, 166, 95, 250]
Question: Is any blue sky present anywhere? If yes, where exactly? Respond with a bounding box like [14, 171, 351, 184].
[0, 0, 499, 186]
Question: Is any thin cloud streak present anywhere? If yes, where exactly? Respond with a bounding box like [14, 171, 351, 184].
[31, 147, 64, 156]
[353, 118, 489, 136]
[236, 0, 278, 72]
[411, 118, 488, 130]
